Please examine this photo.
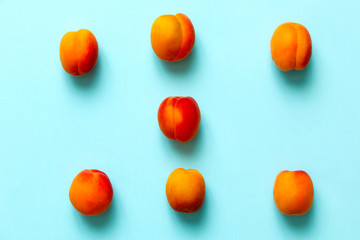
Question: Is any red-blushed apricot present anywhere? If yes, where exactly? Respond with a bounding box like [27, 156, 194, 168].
[273, 170, 314, 215]
[60, 29, 98, 76]
[158, 96, 201, 142]
[166, 168, 205, 213]
[69, 169, 113, 216]
[270, 23, 312, 71]
[151, 13, 195, 61]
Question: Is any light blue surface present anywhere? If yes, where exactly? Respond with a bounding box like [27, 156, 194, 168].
[1, 0, 360, 239]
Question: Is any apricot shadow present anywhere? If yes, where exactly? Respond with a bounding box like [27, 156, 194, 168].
[68, 54, 102, 89]
[169, 125, 202, 156]
[159, 46, 197, 74]
[275, 60, 313, 89]
[79, 198, 118, 229]
[277, 199, 316, 229]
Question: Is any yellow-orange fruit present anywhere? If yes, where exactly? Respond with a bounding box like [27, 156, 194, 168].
[166, 168, 205, 213]
[273, 170, 314, 215]
[69, 169, 113, 216]
[60, 29, 98, 76]
[270, 23, 312, 71]
[151, 13, 195, 61]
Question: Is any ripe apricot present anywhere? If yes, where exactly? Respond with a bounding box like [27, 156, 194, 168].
[69, 169, 113, 216]
[273, 170, 314, 215]
[166, 168, 205, 213]
[151, 13, 195, 61]
[270, 22, 312, 71]
[60, 29, 98, 76]
[158, 96, 201, 142]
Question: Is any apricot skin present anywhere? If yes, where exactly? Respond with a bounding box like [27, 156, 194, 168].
[270, 23, 312, 71]
[273, 170, 314, 215]
[166, 168, 206, 213]
[158, 97, 201, 142]
[151, 13, 195, 61]
[60, 29, 98, 76]
[69, 169, 113, 216]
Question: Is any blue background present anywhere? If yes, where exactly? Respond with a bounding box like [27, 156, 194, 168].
[0, 0, 359, 239]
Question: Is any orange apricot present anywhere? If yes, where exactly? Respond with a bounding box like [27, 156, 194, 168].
[273, 170, 314, 215]
[158, 96, 201, 143]
[270, 23, 312, 71]
[69, 169, 113, 216]
[151, 13, 195, 61]
[60, 29, 98, 76]
[166, 168, 205, 213]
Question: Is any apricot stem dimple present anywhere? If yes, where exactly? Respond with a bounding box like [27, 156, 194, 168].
[291, 23, 298, 70]
[169, 17, 184, 61]
[173, 97, 179, 140]
[75, 31, 80, 76]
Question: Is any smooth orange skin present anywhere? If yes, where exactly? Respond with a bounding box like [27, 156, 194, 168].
[166, 168, 205, 213]
[60, 29, 98, 76]
[151, 13, 195, 61]
[273, 170, 314, 215]
[158, 97, 201, 142]
[270, 23, 312, 71]
[69, 169, 113, 216]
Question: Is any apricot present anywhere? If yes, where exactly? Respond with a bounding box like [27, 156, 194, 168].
[69, 169, 113, 216]
[270, 23, 312, 71]
[166, 168, 205, 213]
[273, 170, 314, 215]
[151, 13, 195, 61]
[60, 29, 98, 76]
[158, 96, 201, 142]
